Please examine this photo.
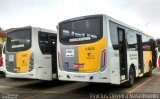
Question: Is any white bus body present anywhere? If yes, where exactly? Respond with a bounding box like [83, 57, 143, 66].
[57, 14, 156, 86]
[5, 26, 57, 80]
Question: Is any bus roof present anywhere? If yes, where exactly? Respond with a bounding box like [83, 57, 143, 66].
[106, 15, 153, 38]
[58, 14, 153, 38]
[5, 26, 57, 34]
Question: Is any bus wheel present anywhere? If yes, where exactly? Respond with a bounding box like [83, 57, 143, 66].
[127, 67, 135, 87]
[145, 62, 152, 77]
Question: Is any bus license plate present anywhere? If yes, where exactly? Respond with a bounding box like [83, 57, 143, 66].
[74, 64, 84, 68]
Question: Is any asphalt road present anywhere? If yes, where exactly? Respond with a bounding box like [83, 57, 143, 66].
[0, 68, 160, 99]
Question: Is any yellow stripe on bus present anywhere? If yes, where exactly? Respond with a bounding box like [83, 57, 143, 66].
[16, 49, 31, 73]
[78, 38, 107, 72]
[143, 51, 152, 72]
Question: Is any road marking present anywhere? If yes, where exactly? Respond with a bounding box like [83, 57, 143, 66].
[23, 93, 48, 99]
[128, 74, 158, 93]
[0, 85, 12, 88]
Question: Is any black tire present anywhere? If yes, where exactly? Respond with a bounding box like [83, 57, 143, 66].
[145, 62, 152, 77]
[127, 67, 135, 87]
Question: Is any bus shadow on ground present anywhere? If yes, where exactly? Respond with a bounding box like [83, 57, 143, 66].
[67, 74, 155, 95]
[14, 80, 74, 90]
[0, 72, 5, 77]
[3, 73, 155, 93]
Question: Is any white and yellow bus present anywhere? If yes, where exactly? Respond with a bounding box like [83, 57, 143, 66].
[5, 26, 57, 80]
[0, 43, 6, 73]
[57, 14, 156, 86]
[156, 38, 160, 69]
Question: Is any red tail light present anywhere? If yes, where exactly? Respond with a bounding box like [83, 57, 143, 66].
[101, 50, 106, 71]
[0, 57, 2, 67]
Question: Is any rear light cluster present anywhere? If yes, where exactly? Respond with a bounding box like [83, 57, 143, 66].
[58, 52, 60, 67]
[158, 56, 160, 68]
[100, 50, 106, 71]
[29, 53, 34, 71]
[58, 52, 61, 68]
[0, 56, 3, 67]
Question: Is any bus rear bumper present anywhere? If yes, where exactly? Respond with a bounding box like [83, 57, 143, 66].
[5, 71, 37, 79]
[58, 71, 111, 83]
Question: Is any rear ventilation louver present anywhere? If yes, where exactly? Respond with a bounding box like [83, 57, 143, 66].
[29, 53, 34, 71]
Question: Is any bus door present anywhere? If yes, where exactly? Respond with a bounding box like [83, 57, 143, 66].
[137, 34, 144, 74]
[37, 32, 53, 80]
[118, 28, 128, 80]
[48, 35, 57, 74]
[150, 39, 157, 68]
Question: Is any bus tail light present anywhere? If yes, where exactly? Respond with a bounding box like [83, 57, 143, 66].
[57, 52, 62, 70]
[29, 53, 34, 71]
[0, 57, 2, 67]
[101, 50, 106, 71]
[158, 56, 160, 69]
[58, 52, 60, 67]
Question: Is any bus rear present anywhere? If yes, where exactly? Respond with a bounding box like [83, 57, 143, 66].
[5, 27, 33, 78]
[5, 27, 57, 80]
[57, 15, 110, 83]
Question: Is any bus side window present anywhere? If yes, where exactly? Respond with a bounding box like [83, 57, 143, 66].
[158, 46, 160, 52]
[118, 29, 124, 42]
[127, 30, 137, 51]
[142, 36, 151, 51]
[109, 21, 119, 50]
[38, 32, 49, 54]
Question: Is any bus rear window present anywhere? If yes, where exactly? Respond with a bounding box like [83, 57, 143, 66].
[6, 29, 31, 52]
[59, 17, 102, 44]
